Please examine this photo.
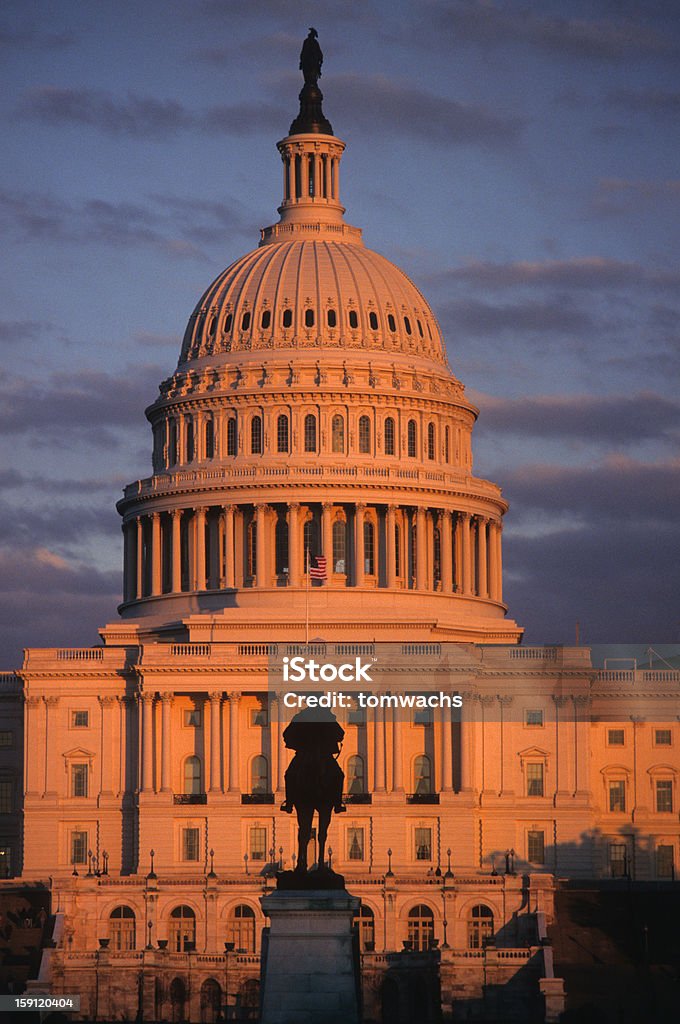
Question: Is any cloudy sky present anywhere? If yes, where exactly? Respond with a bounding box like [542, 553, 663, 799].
[1, 0, 679, 666]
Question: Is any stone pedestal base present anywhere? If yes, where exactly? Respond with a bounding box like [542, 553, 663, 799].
[260, 889, 360, 1024]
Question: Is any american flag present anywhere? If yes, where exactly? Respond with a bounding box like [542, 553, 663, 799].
[309, 556, 328, 580]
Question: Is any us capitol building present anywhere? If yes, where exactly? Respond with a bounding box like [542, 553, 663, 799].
[1, 39, 678, 1024]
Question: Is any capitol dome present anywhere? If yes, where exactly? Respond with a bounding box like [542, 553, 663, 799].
[114, 61, 523, 645]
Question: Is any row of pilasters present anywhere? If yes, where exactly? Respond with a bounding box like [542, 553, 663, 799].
[123, 503, 503, 604]
[135, 691, 474, 798]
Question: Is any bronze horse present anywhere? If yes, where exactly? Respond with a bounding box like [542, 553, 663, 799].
[280, 708, 346, 873]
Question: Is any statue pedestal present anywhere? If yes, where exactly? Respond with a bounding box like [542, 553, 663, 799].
[260, 889, 361, 1024]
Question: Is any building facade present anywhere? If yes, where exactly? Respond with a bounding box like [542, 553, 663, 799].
[1, 54, 678, 1024]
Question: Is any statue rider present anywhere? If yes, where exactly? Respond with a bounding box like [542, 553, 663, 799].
[300, 27, 323, 86]
[280, 706, 346, 814]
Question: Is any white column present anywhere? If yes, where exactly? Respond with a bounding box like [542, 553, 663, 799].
[460, 692, 474, 792]
[441, 705, 453, 792]
[322, 503, 333, 584]
[171, 509, 182, 593]
[136, 517, 144, 599]
[195, 507, 207, 590]
[386, 505, 397, 588]
[441, 510, 453, 594]
[416, 507, 427, 590]
[477, 517, 488, 598]
[151, 512, 162, 596]
[99, 696, 116, 795]
[228, 693, 240, 793]
[124, 522, 135, 602]
[391, 709, 403, 792]
[140, 693, 155, 793]
[159, 693, 173, 793]
[461, 513, 472, 595]
[255, 503, 268, 587]
[224, 505, 235, 588]
[288, 503, 301, 586]
[209, 692, 222, 793]
[454, 514, 463, 593]
[373, 705, 386, 793]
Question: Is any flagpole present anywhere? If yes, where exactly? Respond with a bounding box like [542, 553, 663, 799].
[305, 548, 310, 645]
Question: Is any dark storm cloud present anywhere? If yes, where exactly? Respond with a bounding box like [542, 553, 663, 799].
[0, 365, 162, 442]
[426, 0, 674, 61]
[0, 188, 252, 256]
[473, 392, 680, 445]
[441, 257, 680, 292]
[330, 74, 524, 147]
[607, 88, 680, 115]
[440, 297, 592, 336]
[19, 87, 194, 139]
[0, 547, 120, 669]
[0, 497, 119, 548]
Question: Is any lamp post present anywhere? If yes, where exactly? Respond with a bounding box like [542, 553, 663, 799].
[278, 846, 284, 870]
[86, 849, 94, 877]
[386, 848, 393, 877]
[208, 848, 216, 879]
[445, 847, 454, 880]
[147, 849, 156, 880]
[244, 853, 249, 875]
[146, 920, 154, 950]
[102, 850, 109, 876]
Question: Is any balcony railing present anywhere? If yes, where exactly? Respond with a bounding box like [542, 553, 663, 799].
[241, 793, 275, 804]
[407, 793, 440, 804]
[173, 794, 207, 805]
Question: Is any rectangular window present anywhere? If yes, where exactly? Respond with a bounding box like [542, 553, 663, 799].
[656, 845, 674, 879]
[250, 827, 267, 861]
[348, 706, 366, 725]
[527, 830, 545, 864]
[656, 780, 673, 813]
[525, 709, 544, 727]
[609, 780, 626, 812]
[526, 763, 544, 797]
[607, 729, 624, 746]
[182, 827, 200, 862]
[0, 731, 13, 747]
[655, 729, 672, 746]
[71, 831, 88, 865]
[71, 764, 88, 798]
[413, 707, 433, 726]
[347, 827, 365, 861]
[183, 709, 201, 728]
[415, 827, 432, 861]
[0, 846, 11, 878]
[71, 710, 89, 728]
[609, 843, 627, 877]
[250, 705, 268, 727]
[0, 781, 13, 814]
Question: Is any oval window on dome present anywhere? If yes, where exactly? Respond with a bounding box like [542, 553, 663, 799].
[305, 308, 315, 328]
[261, 310, 271, 330]
[417, 319, 424, 337]
[348, 310, 358, 329]
[224, 312, 233, 333]
[208, 315, 216, 336]
[387, 314, 396, 333]
[327, 309, 337, 328]
[282, 309, 293, 329]
[369, 311, 378, 331]
[404, 316, 412, 335]
[241, 311, 251, 331]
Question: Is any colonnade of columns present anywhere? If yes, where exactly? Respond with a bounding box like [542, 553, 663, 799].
[136, 691, 471, 798]
[279, 144, 341, 205]
[123, 502, 503, 605]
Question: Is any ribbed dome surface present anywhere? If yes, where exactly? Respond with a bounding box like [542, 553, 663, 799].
[179, 239, 447, 368]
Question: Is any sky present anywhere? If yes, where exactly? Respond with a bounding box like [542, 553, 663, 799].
[1, 0, 679, 666]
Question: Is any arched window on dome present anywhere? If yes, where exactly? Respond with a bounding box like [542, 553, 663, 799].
[369, 310, 379, 331]
[205, 418, 215, 460]
[408, 905, 434, 952]
[347, 754, 365, 795]
[327, 308, 337, 328]
[207, 314, 216, 338]
[247, 519, 257, 579]
[348, 309, 359, 330]
[354, 904, 375, 951]
[427, 422, 436, 461]
[364, 521, 375, 576]
[387, 313, 396, 333]
[404, 316, 412, 335]
[109, 906, 136, 951]
[304, 308, 315, 328]
[169, 906, 196, 953]
[358, 415, 371, 454]
[282, 308, 293, 329]
[227, 417, 237, 457]
[407, 420, 417, 458]
[250, 416, 262, 455]
[304, 413, 317, 453]
[250, 755, 269, 795]
[444, 426, 450, 464]
[227, 905, 256, 954]
[277, 414, 289, 453]
[414, 755, 432, 795]
[468, 905, 494, 949]
[168, 419, 178, 466]
[223, 312, 233, 333]
[185, 417, 195, 463]
[384, 417, 395, 456]
[417, 319, 424, 337]
[331, 415, 345, 453]
[332, 520, 346, 574]
[241, 311, 251, 331]
[261, 309, 271, 330]
[183, 756, 202, 795]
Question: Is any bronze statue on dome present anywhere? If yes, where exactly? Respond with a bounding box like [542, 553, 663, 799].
[278, 706, 346, 889]
[300, 27, 323, 85]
